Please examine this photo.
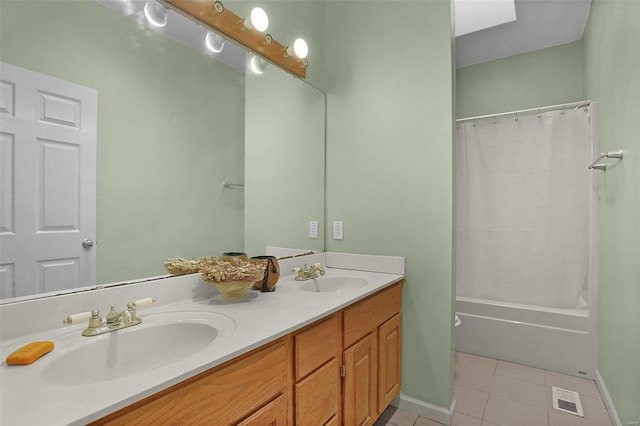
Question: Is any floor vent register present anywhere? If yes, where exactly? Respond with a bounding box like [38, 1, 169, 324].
[552, 386, 584, 417]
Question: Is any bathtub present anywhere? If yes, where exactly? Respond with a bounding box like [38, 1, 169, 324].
[455, 296, 597, 379]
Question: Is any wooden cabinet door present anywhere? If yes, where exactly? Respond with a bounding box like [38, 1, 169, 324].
[343, 333, 378, 426]
[295, 358, 340, 425]
[237, 394, 287, 426]
[378, 313, 401, 411]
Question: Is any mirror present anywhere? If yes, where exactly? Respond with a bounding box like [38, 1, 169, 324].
[244, 64, 325, 256]
[0, 0, 325, 302]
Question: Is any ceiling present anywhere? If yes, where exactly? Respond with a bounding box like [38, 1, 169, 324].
[456, 0, 517, 37]
[456, 0, 592, 68]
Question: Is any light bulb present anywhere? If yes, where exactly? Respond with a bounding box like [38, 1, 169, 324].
[286, 38, 308, 59]
[205, 32, 225, 53]
[249, 55, 269, 74]
[144, 2, 168, 27]
[243, 7, 269, 32]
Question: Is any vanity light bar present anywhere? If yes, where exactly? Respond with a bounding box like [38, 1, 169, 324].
[156, 0, 308, 79]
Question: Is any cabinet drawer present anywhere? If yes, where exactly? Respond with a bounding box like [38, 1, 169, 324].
[94, 339, 288, 425]
[237, 394, 287, 426]
[294, 314, 339, 381]
[295, 358, 340, 425]
[343, 281, 402, 348]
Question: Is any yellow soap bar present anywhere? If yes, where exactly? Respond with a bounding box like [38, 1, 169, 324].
[5, 341, 54, 365]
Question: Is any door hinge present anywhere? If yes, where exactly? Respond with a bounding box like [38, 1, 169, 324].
[340, 364, 346, 378]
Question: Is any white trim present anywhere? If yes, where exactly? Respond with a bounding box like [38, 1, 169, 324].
[595, 369, 622, 426]
[325, 252, 405, 275]
[265, 246, 319, 258]
[391, 393, 456, 425]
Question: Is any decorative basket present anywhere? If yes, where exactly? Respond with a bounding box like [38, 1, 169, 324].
[200, 258, 265, 300]
[164, 256, 217, 276]
[206, 280, 256, 300]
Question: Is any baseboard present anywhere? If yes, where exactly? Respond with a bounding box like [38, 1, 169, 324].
[391, 393, 456, 425]
[595, 369, 622, 426]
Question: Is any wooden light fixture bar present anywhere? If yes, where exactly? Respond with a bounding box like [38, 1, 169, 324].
[157, 0, 307, 79]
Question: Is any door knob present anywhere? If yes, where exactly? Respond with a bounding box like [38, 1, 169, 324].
[82, 239, 94, 248]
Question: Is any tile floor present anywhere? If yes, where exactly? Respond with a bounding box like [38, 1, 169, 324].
[375, 352, 613, 426]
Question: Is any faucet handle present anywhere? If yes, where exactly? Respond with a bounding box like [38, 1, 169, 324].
[105, 304, 120, 323]
[63, 311, 92, 325]
[132, 297, 155, 308]
[88, 310, 103, 328]
[295, 267, 310, 279]
[312, 263, 326, 275]
[123, 298, 154, 325]
[123, 302, 136, 325]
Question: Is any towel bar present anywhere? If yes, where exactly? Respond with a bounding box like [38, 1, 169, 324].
[588, 150, 623, 171]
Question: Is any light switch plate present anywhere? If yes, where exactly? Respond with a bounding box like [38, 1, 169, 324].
[309, 220, 319, 239]
[333, 221, 343, 240]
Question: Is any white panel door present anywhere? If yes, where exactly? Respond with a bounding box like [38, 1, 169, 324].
[0, 62, 97, 298]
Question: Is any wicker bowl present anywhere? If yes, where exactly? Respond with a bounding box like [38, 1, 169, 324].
[206, 280, 256, 300]
[164, 256, 217, 276]
[200, 259, 265, 301]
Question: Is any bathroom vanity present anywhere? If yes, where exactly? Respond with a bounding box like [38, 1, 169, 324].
[0, 252, 404, 426]
[93, 281, 402, 425]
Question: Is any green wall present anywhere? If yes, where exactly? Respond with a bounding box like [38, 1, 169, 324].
[456, 41, 585, 118]
[324, 0, 455, 409]
[583, 0, 640, 423]
[0, 0, 245, 284]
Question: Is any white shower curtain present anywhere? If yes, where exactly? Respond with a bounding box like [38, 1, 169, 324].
[456, 106, 596, 309]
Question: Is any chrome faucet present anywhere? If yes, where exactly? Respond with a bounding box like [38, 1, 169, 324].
[63, 298, 155, 337]
[292, 263, 326, 281]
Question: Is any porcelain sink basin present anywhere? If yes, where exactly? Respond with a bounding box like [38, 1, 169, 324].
[41, 311, 235, 385]
[298, 276, 368, 293]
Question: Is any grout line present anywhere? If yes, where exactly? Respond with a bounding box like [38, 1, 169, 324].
[480, 384, 490, 423]
[453, 383, 488, 420]
[488, 389, 551, 411]
[483, 369, 552, 423]
[546, 395, 551, 426]
[493, 371, 546, 386]
[493, 372, 549, 391]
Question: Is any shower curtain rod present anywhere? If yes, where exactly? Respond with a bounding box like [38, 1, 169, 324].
[456, 100, 592, 123]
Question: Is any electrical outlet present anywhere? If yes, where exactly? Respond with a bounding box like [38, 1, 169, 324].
[309, 220, 318, 239]
[333, 221, 343, 240]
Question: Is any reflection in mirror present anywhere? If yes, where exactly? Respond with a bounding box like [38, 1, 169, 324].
[244, 62, 325, 255]
[0, 0, 325, 302]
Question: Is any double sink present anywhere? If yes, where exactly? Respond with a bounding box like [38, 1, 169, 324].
[34, 274, 368, 386]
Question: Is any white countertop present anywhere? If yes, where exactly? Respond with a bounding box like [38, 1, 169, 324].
[0, 253, 403, 426]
